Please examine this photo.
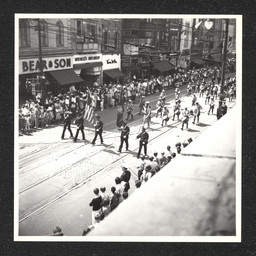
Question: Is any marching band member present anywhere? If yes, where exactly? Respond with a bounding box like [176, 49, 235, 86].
[142, 101, 152, 128]
[118, 121, 130, 153]
[126, 99, 134, 121]
[181, 107, 190, 130]
[161, 106, 169, 127]
[136, 127, 149, 159]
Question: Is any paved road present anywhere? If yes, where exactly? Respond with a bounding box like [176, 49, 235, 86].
[17, 73, 236, 236]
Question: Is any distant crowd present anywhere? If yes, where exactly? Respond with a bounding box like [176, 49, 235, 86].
[20, 64, 235, 134]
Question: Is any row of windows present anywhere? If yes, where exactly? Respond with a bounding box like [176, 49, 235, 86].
[19, 19, 64, 47]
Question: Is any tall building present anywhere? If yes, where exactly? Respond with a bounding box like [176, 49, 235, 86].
[19, 18, 78, 103]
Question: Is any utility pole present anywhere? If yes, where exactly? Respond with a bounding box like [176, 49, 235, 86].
[219, 19, 229, 107]
[37, 19, 45, 98]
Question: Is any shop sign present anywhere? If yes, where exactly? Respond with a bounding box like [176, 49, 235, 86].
[121, 56, 130, 67]
[151, 54, 160, 62]
[102, 54, 121, 70]
[20, 56, 73, 74]
[123, 44, 139, 55]
[73, 54, 102, 64]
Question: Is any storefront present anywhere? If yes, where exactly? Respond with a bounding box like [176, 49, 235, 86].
[102, 54, 125, 84]
[73, 53, 103, 88]
[19, 55, 84, 102]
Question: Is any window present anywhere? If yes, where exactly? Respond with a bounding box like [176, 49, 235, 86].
[40, 20, 48, 47]
[183, 22, 189, 48]
[103, 31, 108, 50]
[19, 19, 30, 47]
[115, 32, 119, 49]
[77, 20, 82, 35]
[56, 21, 64, 46]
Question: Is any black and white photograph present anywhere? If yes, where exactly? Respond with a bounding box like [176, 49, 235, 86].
[14, 14, 242, 242]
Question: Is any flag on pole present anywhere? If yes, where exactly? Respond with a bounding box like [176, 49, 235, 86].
[194, 21, 202, 29]
[83, 104, 95, 125]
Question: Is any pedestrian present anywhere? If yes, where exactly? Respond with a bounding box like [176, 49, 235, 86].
[181, 107, 190, 130]
[192, 102, 202, 124]
[100, 186, 110, 204]
[135, 180, 142, 189]
[89, 188, 102, 225]
[153, 151, 160, 164]
[101, 198, 111, 218]
[73, 111, 85, 142]
[118, 121, 130, 153]
[136, 126, 149, 158]
[92, 114, 104, 145]
[122, 192, 129, 200]
[208, 97, 215, 115]
[159, 152, 167, 168]
[61, 112, 74, 140]
[161, 106, 169, 126]
[149, 156, 159, 176]
[110, 186, 120, 211]
[126, 99, 134, 121]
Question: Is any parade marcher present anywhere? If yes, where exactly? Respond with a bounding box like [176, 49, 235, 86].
[74, 111, 85, 142]
[161, 106, 169, 126]
[181, 107, 190, 130]
[142, 101, 152, 128]
[221, 101, 227, 116]
[192, 102, 202, 124]
[175, 88, 180, 100]
[156, 97, 164, 118]
[126, 99, 134, 121]
[92, 114, 104, 145]
[61, 111, 74, 140]
[138, 95, 145, 115]
[172, 101, 181, 121]
[208, 97, 215, 115]
[199, 83, 205, 98]
[118, 121, 130, 153]
[192, 94, 197, 106]
[205, 87, 210, 105]
[136, 126, 149, 159]
[159, 89, 166, 104]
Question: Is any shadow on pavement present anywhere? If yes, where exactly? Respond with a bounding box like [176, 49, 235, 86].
[187, 128, 200, 132]
[196, 123, 211, 127]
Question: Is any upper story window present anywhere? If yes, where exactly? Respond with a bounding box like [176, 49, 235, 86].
[103, 31, 108, 50]
[56, 21, 64, 46]
[77, 20, 82, 35]
[115, 32, 119, 49]
[19, 19, 30, 47]
[40, 20, 48, 47]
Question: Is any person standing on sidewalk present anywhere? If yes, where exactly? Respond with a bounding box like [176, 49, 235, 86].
[136, 127, 149, 158]
[61, 112, 74, 140]
[118, 121, 130, 153]
[73, 112, 85, 142]
[92, 114, 104, 145]
[89, 188, 102, 225]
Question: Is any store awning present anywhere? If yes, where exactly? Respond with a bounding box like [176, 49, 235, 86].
[73, 62, 103, 69]
[50, 69, 84, 86]
[122, 66, 141, 71]
[103, 69, 125, 79]
[190, 58, 206, 65]
[152, 61, 175, 72]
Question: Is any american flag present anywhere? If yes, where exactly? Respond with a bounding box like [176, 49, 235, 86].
[83, 104, 94, 124]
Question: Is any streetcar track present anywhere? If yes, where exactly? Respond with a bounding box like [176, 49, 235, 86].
[19, 117, 182, 223]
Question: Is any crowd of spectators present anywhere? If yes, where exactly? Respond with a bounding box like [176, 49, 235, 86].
[20, 65, 235, 134]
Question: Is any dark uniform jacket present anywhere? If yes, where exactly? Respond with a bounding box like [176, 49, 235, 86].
[121, 170, 131, 183]
[63, 114, 71, 125]
[137, 131, 149, 144]
[94, 120, 103, 131]
[75, 116, 84, 128]
[120, 126, 130, 138]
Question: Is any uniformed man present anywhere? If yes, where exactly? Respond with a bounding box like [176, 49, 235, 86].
[61, 111, 73, 140]
[73, 111, 85, 142]
[138, 95, 145, 115]
[161, 106, 169, 126]
[159, 89, 166, 104]
[126, 99, 133, 121]
[92, 114, 104, 145]
[156, 97, 164, 118]
[181, 107, 190, 130]
[172, 101, 181, 121]
[142, 101, 152, 128]
[118, 121, 130, 153]
[136, 126, 149, 159]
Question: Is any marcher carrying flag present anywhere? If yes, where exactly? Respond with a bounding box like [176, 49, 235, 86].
[83, 89, 95, 125]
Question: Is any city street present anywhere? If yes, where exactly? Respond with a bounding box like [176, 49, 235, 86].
[18, 76, 236, 236]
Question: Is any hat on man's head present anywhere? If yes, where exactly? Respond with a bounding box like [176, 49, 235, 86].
[122, 163, 128, 169]
[146, 101, 150, 104]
